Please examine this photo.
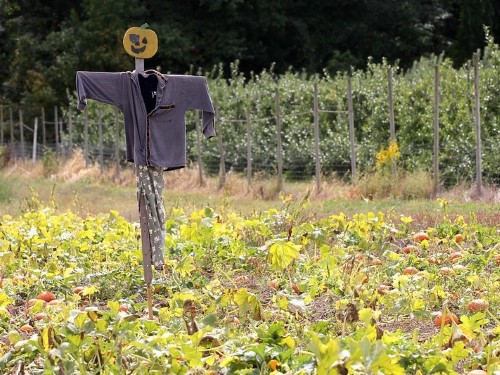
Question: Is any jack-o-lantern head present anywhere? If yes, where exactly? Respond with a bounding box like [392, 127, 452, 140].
[123, 26, 158, 59]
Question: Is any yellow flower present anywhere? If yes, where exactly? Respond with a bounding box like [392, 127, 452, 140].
[376, 141, 400, 170]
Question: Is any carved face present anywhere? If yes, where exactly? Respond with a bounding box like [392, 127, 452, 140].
[123, 27, 158, 58]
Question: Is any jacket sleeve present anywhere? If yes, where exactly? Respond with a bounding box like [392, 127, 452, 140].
[183, 76, 215, 139]
[76, 71, 124, 111]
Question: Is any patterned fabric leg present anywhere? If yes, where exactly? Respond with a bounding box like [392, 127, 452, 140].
[135, 165, 166, 269]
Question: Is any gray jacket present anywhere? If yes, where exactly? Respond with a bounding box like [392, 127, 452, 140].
[76, 70, 215, 170]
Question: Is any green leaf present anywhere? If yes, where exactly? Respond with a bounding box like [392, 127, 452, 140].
[74, 313, 87, 330]
[0, 292, 14, 310]
[177, 255, 196, 277]
[107, 301, 120, 315]
[268, 240, 301, 270]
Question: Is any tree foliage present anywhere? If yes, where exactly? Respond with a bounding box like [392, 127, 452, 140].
[1, 0, 499, 111]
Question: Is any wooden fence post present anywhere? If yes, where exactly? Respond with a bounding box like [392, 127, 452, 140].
[313, 82, 321, 192]
[9, 107, 14, 145]
[84, 109, 89, 167]
[432, 64, 440, 198]
[245, 109, 252, 189]
[388, 66, 397, 177]
[0, 106, 4, 145]
[62, 119, 66, 156]
[41, 107, 46, 148]
[275, 89, 283, 192]
[347, 77, 357, 180]
[98, 109, 104, 174]
[114, 108, 120, 180]
[473, 51, 482, 198]
[388, 67, 396, 141]
[195, 110, 204, 186]
[68, 109, 73, 156]
[19, 109, 25, 159]
[214, 101, 225, 189]
[32, 118, 38, 165]
[54, 106, 59, 154]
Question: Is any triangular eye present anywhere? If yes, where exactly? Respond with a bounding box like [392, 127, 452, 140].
[142, 37, 148, 44]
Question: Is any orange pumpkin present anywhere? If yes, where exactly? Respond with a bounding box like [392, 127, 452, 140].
[434, 312, 459, 327]
[414, 231, 430, 243]
[403, 266, 419, 275]
[467, 299, 489, 312]
[37, 291, 56, 303]
[123, 26, 158, 59]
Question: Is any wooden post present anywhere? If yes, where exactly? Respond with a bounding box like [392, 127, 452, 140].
[84, 109, 89, 167]
[0, 106, 3, 145]
[114, 108, 120, 181]
[32, 118, 38, 165]
[313, 83, 321, 192]
[214, 101, 226, 189]
[473, 52, 482, 198]
[68, 109, 73, 156]
[59, 119, 64, 158]
[194, 110, 204, 186]
[432, 64, 440, 198]
[275, 89, 283, 191]
[387, 67, 397, 177]
[19, 109, 25, 159]
[347, 77, 356, 180]
[135, 58, 144, 73]
[41, 107, 46, 148]
[98, 109, 104, 174]
[388, 67, 396, 141]
[245, 109, 252, 189]
[54, 106, 59, 154]
[9, 107, 14, 145]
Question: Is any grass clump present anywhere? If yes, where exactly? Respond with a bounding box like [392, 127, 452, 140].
[355, 142, 433, 199]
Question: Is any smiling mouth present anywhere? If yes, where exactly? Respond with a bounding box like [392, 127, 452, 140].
[131, 45, 146, 54]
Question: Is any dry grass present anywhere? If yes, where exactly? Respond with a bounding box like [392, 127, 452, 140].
[4, 151, 500, 204]
[440, 181, 500, 203]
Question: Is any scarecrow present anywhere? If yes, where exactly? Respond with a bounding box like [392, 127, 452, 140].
[75, 25, 215, 318]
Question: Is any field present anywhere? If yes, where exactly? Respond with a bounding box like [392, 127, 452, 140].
[0, 168, 499, 374]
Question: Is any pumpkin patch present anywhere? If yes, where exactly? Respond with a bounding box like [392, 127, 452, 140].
[0, 204, 498, 373]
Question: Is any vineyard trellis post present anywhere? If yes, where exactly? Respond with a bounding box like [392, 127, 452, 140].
[275, 89, 283, 192]
[41, 107, 46, 148]
[84, 109, 89, 167]
[347, 77, 356, 180]
[195, 110, 204, 186]
[9, 107, 14, 145]
[54, 106, 59, 154]
[245, 109, 252, 189]
[19, 109, 25, 159]
[98, 108, 104, 174]
[32, 118, 38, 165]
[68, 108, 74, 156]
[388, 67, 396, 141]
[0, 106, 4, 145]
[473, 51, 482, 198]
[60, 119, 65, 158]
[313, 82, 321, 192]
[387, 67, 397, 177]
[214, 101, 226, 189]
[432, 64, 440, 198]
